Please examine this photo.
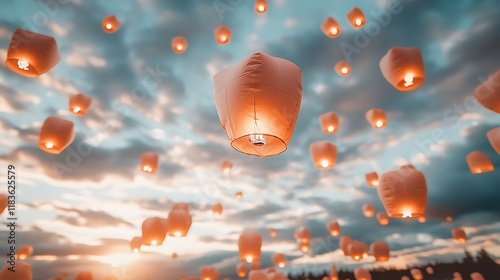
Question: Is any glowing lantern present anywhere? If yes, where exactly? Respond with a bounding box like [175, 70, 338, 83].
[452, 228, 467, 243]
[339, 236, 353, 256]
[172, 36, 188, 54]
[235, 191, 243, 199]
[310, 141, 337, 169]
[272, 253, 286, 268]
[141, 217, 167, 246]
[369, 241, 389, 261]
[466, 151, 494, 174]
[319, 112, 339, 134]
[327, 221, 340, 236]
[473, 70, 500, 114]
[167, 209, 192, 237]
[330, 265, 339, 280]
[410, 268, 423, 280]
[213, 52, 302, 157]
[130, 237, 142, 253]
[378, 166, 427, 218]
[470, 272, 485, 280]
[334, 61, 351, 76]
[365, 172, 379, 188]
[346, 7, 366, 28]
[212, 203, 223, 216]
[267, 272, 287, 280]
[69, 93, 92, 116]
[487, 127, 500, 154]
[418, 217, 426, 223]
[255, 0, 267, 14]
[294, 227, 311, 243]
[376, 212, 389, 226]
[446, 216, 453, 222]
[353, 267, 371, 280]
[454, 272, 463, 280]
[6, 29, 60, 78]
[0, 261, 32, 280]
[221, 160, 233, 174]
[238, 232, 262, 263]
[76, 272, 93, 280]
[214, 25, 231, 45]
[269, 228, 277, 237]
[348, 241, 367, 261]
[16, 245, 33, 260]
[236, 262, 247, 277]
[140, 152, 159, 174]
[362, 204, 375, 218]
[379, 47, 425, 91]
[172, 252, 178, 259]
[321, 17, 341, 38]
[200, 266, 218, 280]
[426, 266, 434, 275]
[299, 240, 310, 253]
[0, 194, 8, 215]
[365, 109, 387, 129]
[102, 15, 120, 33]
[172, 203, 190, 213]
[38, 117, 75, 154]
[250, 262, 262, 270]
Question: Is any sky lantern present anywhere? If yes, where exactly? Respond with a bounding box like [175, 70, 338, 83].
[235, 191, 243, 199]
[365, 172, 379, 188]
[0, 261, 32, 280]
[236, 262, 247, 277]
[0, 194, 8, 215]
[214, 52, 302, 157]
[130, 237, 142, 253]
[140, 152, 159, 174]
[470, 272, 485, 280]
[426, 266, 434, 275]
[76, 272, 93, 280]
[238, 232, 262, 263]
[348, 241, 367, 261]
[330, 265, 339, 280]
[418, 216, 426, 223]
[294, 227, 311, 243]
[327, 221, 340, 236]
[379, 47, 425, 91]
[214, 25, 231, 45]
[346, 7, 366, 28]
[172, 36, 188, 54]
[334, 61, 351, 76]
[321, 17, 341, 38]
[221, 160, 233, 174]
[339, 236, 353, 256]
[410, 268, 423, 280]
[15, 245, 33, 260]
[269, 228, 277, 237]
[319, 112, 339, 134]
[378, 166, 427, 218]
[254, 0, 267, 13]
[362, 203, 375, 218]
[365, 109, 387, 129]
[369, 241, 390, 261]
[487, 127, 500, 154]
[212, 203, 223, 216]
[167, 209, 192, 237]
[353, 267, 371, 280]
[250, 262, 262, 270]
[299, 240, 310, 253]
[466, 151, 494, 174]
[272, 253, 286, 268]
[69, 93, 92, 116]
[310, 141, 337, 169]
[6, 29, 60, 78]
[172, 252, 178, 259]
[200, 266, 218, 280]
[452, 228, 467, 243]
[38, 116, 75, 154]
[102, 15, 120, 33]
[141, 217, 167, 246]
[376, 212, 389, 225]
[454, 272, 463, 280]
[473, 70, 500, 114]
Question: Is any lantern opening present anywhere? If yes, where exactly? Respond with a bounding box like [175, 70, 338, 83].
[373, 180, 379, 186]
[73, 106, 81, 114]
[375, 120, 384, 128]
[151, 240, 157, 246]
[19, 254, 26, 260]
[17, 59, 29, 70]
[330, 27, 338, 35]
[321, 160, 329, 168]
[106, 24, 112, 30]
[341, 67, 348, 74]
[279, 262, 284, 268]
[301, 246, 308, 252]
[402, 210, 413, 218]
[362, 253, 368, 258]
[249, 134, 266, 146]
[327, 126, 335, 132]
[355, 18, 362, 26]
[245, 255, 253, 263]
[177, 45, 183, 51]
[258, 5, 265, 12]
[404, 73, 414, 87]
[354, 256, 360, 260]
[143, 166, 152, 172]
[45, 142, 54, 149]
[133, 248, 138, 254]
[220, 35, 227, 42]
[174, 231, 182, 237]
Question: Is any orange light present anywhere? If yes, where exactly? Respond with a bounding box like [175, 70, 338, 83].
[106, 23, 112, 30]
[375, 120, 384, 128]
[45, 142, 54, 149]
[355, 18, 362, 26]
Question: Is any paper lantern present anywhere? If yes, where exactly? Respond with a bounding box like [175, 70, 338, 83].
[353, 267, 371, 280]
[172, 36, 188, 54]
[167, 209, 192, 237]
[334, 61, 351, 76]
[470, 272, 485, 280]
[378, 167, 427, 218]
[172, 203, 190, 213]
[365, 172, 379, 188]
[76, 272, 93, 280]
[487, 127, 500, 154]
[348, 241, 367, 261]
[250, 262, 262, 270]
[346, 7, 366, 28]
[376, 212, 389, 226]
[339, 236, 353, 256]
[329, 265, 339, 280]
[473, 70, 500, 114]
[365, 109, 387, 129]
[221, 160, 233, 174]
[214, 25, 231, 45]
[38, 117, 75, 154]
[255, 0, 267, 14]
[214, 52, 302, 157]
[16, 245, 33, 260]
[319, 112, 339, 134]
[0, 195, 8, 215]
[269, 228, 277, 237]
[466, 151, 494, 174]
[69, 93, 92, 116]
[321, 17, 341, 38]
[130, 236, 142, 253]
[212, 203, 223, 216]
[200, 266, 218, 280]
[235, 191, 243, 199]
[236, 262, 247, 277]
[369, 241, 389, 261]
[299, 240, 310, 253]
[272, 253, 286, 268]
[141, 217, 167, 246]
[379, 47, 425, 91]
[140, 152, 159, 174]
[310, 141, 337, 169]
[454, 272, 463, 280]
[327, 221, 340, 236]
[238, 232, 262, 263]
[172, 252, 178, 259]
[267, 272, 286, 280]
[362, 204, 375, 218]
[102, 15, 120, 33]
[410, 268, 423, 280]
[6, 29, 60, 78]
[0, 261, 32, 280]
[294, 227, 311, 243]
[426, 266, 434, 275]
[452, 228, 467, 243]
[418, 216, 426, 223]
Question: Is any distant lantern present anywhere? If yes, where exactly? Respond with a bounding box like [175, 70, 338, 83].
[378, 166, 427, 218]
[250, 262, 262, 270]
[330, 265, 339, 280]
[76, 272, 93, 280]
[348, 241, 367, 261]
[255, 0, 267, 13]
[365, 109, 387, 129]
[214, 25, 231, 45]
[238, 232, 262, 263]
[235, 191, 243, 199]
[410, 268, 423, 280]
[426, 266, 434, 275]
[339, 236, 353, 256]
[319, 112, 339, 134]
[38, 116, 75, 154]
[167, 209, 192, 237]
[200, 266, 218, 280]
[473, 70, 500, 114]
[16, 245, 33, 260]
[487, 127, 500, 154]
[172, 252, 178, 259]
[321, 17, 342, 38]
[0, 194, 8, 215]
[269, 228, 277, 237]
[327, 221, 340, 236]
[272, 253, 286, 268]
[69, 93, 92, 116]
[470, 272, 485, 280]
[466, 151, 494, 174]
[418, 217, 426, 223]
[299, 240, 310, 253]
[379, 47, 425, 91]
[365, 172, 379, 188]
[353, 267, 371, 280]
[376, 212, 389, 226]
[172, 36, 188, 54]
[369, 241, 390, 261]
[141, 217, 168, 246]
[236, 262, 247, 277]
[310, 141, 337, 169]
[334, 61, 351, 76]
[212, 203, 223, 216]
[454, 272, 463, 280]
[346, 7, 366, 28]
[362, 204, 375, 218]
[214, 52, 302, 157]
[452, 228, 467, 243]
[130, 236, 142, 254]
[221, 160, 233, 174]
[102, 15, 121, 33]
[140, 152, 159, 174]
[294, 227, 311, 243]
[6, 29, 60, 78]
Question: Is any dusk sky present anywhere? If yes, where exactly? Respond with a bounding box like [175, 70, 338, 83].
[0, 0, 500, 279]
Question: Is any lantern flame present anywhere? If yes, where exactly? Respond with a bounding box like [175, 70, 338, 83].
[106, 23, 112, 30]
[363, 253, 368, 258]
[151, 240, 157, 246]
[404, 73, 414, 87]
[245, 255, 253, 263]
[45, 142, 54, 149]
[354, 256, 360, 260]
[143, 166, 152, 172]
[177, 45, 183, 51]
[73, 107, 81, 113]
[133, 248, 139, 254]
[355, 18, 362, 26]
[402, 210, 413, 218]
[330, 27, 338, 35]
[321, 160, 329, 168]
[278, 262, 285, 268]
[18, 59, 29, 70]
[174, 231, 182, 237]
[375, 120, 384, 128]
[249, 134, 266, 146]
[220, 35, 227, 42]
[373, 180, 379, 186]
[258, 5, 265, 12]
[341, 67, 348, 74]
[301, 245, 309, 252]
[327, 126, 335, 132]
[19, 254, 26, 260]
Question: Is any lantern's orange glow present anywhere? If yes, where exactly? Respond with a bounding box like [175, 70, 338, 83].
[294, 227, 311, 243]
[452, 228, 467, 243]
[214, 25, 231, 45]
[221, 160, 233, 174]
[348, 241, 367, 261]
[238, 232, 262, 263]
[321, 17, 341, 38]
[236, 262, 247, 277]
[69, 93, 92, 116]
[272, 253, 286, 268]
[339, 236, 353, 256]
[446, 216, 453, 222]
[102, 15, 121, 33]
[470, 272, 485, 280]
[327, 221, 340, 236]
[269, 228, 277, 237]
[410, 268, 423, 280]
[473, 70, 500, 114]
[466, 151, 494, 174]
[363, 203, 375, 218]
[329, 265, 339, 280]
[365, 172, 379, 188]
[130, 236, 142, 254]
[255, 0, 267, 13]
[379, 47, 425, 91]
[426, 266, 434, 275]
[140, 152, 159, 174]
[334, 61, 350, 76]
[167, 209, 192, 237]
[212, 203, 223, 216]
[76, 272, 93, 280]
[235, 191, 243, 199]
[376, 212, 389, 226]
[419, 216, 426, 223]
[319, 112, 339, 134]
[346, 8, 366, 28]
[454, 272, 463, 280]
[200, 266, 218, 280]
[172, 36, 188, 54]
[353, 267, 371, 280]
[487, 127, 500, 154]
[365, 109, 387, 129]
[39, 117, 75, 154]
[15, 245, 33, 260]
[299, 241, 310, 253]
[141, 217, 167, 246]
[310, 141, 337, 169]
[370, 241, 390, 261]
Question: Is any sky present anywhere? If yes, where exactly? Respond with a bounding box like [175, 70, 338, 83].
[0, 0, 500, 279]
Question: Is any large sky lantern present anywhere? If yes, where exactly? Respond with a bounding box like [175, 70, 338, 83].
[353, 267, 371, 280]
[369, 241, 390, 261]
[365, 109, 387, 129]
[339, 236, 353, 256]
[236, 262, 247, 277]
[487, 127, 500, 154]
[379, 47, 425, 91]
[130, 236, 142, 253]
[172, 36, 188, 54]
[473, 70, 500, 114]
[319, 112, 339, 134]
[140, 152, 159, 174]
[348, 241, 367, 261]
[466, 151, 494, 174]
[213, 52, 302, 157]
[426, 266, 434, 275]
[330, 265, 339, 280]
[376, 212, 389, 226]
[346, 7, 366, 28]
[6, 29, 60, 78]
[214, 25, 231, 45]
[362, 203, 375, 218]
[250, 262, 262, 270]
[221, 160, 233, 174]
[410, 268, 423, 280]
[0, 261, 32, 280]
[0, 194, 8, 215]
[334, 61, 351, 77]
[141, 217, 168, 246]
[452, 228, 467, 243]
[269, 228, 277, 237]
[378, 167, 428, 218]
[254, 0, 267, 14]
[271, 253, 286, 268]
[310, 141, 337, 169]
[327, 221, 340, 236]
[365, 172, 379, 188]
[200, 266, 218, 280]
[470, 272, 485, 280]
[238, 232, 262, 263]
[294, 227, 311, 243]
[167, 209, 192, 237]
[16, 245, 33, 260]
[69, 93, 92, 116]
[321, 17, 342, 38]
[38, 116, 75, 154]
[76, 272, 93, 280]
[102, 15, 121, 33]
